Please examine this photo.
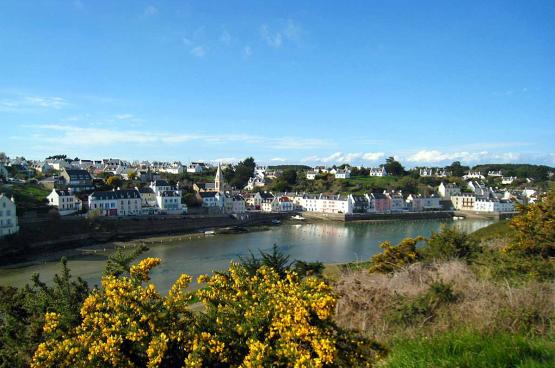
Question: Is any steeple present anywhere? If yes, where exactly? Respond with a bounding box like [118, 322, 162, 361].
[215, 163, 225, 192]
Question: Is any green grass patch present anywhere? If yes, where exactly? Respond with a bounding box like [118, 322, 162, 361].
[382, 330, 555, 368]
[471, 220, 513, 241]
[0, 184, 50, 212]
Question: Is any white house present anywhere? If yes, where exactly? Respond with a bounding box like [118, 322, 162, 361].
[406, 194, 441, 211]
[244, 176, 266, 190]
[198, 191, 222, 208]
[438, 182, 461, 200]
[46, 189, 82, 216]
[0, 194, 19, 237]
[467, 181, 491, 198]
[385, 191, 405, 212]
[369, 167, 387, 177]
[306, 171, 318, 180]
[501, 176, 517, 185]
[473, 199, 515, 213]
[334, 169, 351, 179]
[88, 189, 142, 217]
[487, 170, 503, 177]
[156, 190, 186, 214]
[419, 168, 434, 177]
[463, 171, 485, 180]
[187, 163, 203, 174]
[250, 192, 274, 210]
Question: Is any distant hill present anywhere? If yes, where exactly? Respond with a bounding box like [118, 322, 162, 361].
[471, 164, 554, 181]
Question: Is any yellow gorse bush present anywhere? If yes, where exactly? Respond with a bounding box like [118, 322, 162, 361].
[32, 258, 382, 367]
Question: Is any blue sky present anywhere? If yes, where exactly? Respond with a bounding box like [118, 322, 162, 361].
[1, 0, 554, 167]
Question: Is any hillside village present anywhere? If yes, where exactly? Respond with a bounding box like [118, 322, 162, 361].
[0, 152, 553, 238]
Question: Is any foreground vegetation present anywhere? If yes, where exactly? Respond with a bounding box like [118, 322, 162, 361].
[0, 190, 553, 367]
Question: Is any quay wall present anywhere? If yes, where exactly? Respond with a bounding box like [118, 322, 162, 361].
[0, 212, 288, 263]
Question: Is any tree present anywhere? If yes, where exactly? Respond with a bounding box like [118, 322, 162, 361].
[281, 169, 298, 185]
[383, 157, 405, 176]
[105, 176, 122, 188]
[446, 161, 468, 177]
[230, 157, 256, 188]
[103, 245, 149, 278]
[127, 172, 137, 181]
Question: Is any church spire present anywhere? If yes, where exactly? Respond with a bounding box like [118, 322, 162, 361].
[215, 163, 224, 192]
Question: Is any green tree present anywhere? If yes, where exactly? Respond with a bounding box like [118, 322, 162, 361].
[384, 157, 406, 176]
[446, 161, 468, 177]
[103, 245, 149, 278]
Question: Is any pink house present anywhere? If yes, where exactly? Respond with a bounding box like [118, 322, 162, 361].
[371, 192, 390, 213]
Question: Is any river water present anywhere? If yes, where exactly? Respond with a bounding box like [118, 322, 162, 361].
[0, 218, 494, 293]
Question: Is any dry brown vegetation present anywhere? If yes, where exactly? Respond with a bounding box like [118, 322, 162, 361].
[333, 260, 555, 342]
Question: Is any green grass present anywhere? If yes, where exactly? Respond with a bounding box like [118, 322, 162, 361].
[0, 184, 50, 211]
[471, 220, 512, 241]
[382, 331, 555, 368]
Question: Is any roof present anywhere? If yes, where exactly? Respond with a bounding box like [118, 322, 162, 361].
[199, 191, 217, 198]
[152, 180, 170, 186]
[160, 190, 180, 197]
[64, 169, 92, 180]
[371, 193, 386, 199]
[90, 189, 141, 200]
[259, 192, 274, 200]
[138, 187, 155, 194]
[54, 189, 73, 196]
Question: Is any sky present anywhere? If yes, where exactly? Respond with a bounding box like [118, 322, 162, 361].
[1, 0, 554, 167]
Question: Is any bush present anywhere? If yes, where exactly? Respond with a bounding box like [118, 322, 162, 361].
[389, 281, 458, 326]
[32, 258, 384, 367]
[369, 237, 423, 273]
[421, 226, 481, 262]
[0, 258, 89, 367]
[506, 190, 555, 258]
[472, 249, 555, 283]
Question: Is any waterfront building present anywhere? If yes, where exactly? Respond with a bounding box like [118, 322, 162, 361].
[385, 191, 405, 212]
[370, 192, 390, 213]
[46, 189, 82, 216]
[88, 189, 142, 216]
[450, 194, 477, 211]
[0, 194, 19, 237]
[473, 199, 515, 213]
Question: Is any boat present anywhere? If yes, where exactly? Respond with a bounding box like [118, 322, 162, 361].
[271, 219, 281, 225]
[452, 216, 464, 220]
[204, 230, 216, 235]
[291, 215, 305, 220]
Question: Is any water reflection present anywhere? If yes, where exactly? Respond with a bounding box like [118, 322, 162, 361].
[0, 218, 495, 293]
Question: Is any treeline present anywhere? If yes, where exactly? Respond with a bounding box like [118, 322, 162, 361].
[471, 163, 553, 181]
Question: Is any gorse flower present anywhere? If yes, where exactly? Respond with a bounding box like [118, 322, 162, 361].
[32, 258, 382, 367]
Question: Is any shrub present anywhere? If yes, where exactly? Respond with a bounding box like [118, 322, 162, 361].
[369, 237, 423, 273]
[506, 190, 555, 258]
[0, 258, 89, 367]
[421, 226, 481, 262]
[389, 281, 458, 326]
[32, 258, 384, 367]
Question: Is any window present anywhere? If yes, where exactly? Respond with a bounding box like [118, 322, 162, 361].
[6, 210, 10, 216]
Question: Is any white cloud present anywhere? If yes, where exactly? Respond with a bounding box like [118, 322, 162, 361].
[0, 95, 68, 111]
[220, 30, 232, 46]
[406, 149, 523, 164]
[301, 152, 384, 164]
[260, 19, 302, 48]
[190, 46, 207, 58]
[144, 5, 158, 16]
[24, 124, 330, 150]
[362, 152, 385, 161]
[243, 45, 253, 58]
